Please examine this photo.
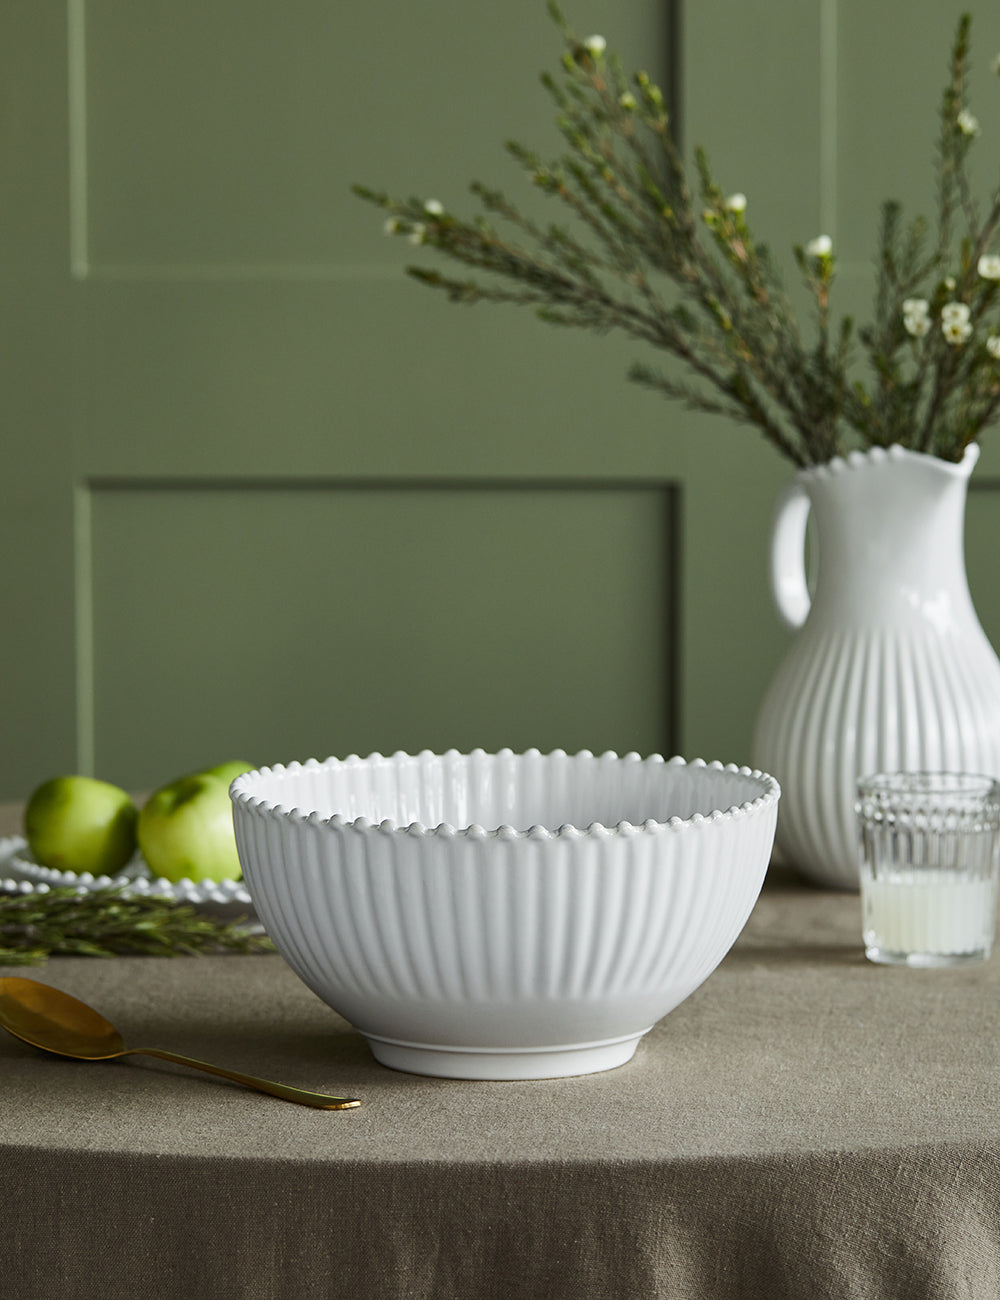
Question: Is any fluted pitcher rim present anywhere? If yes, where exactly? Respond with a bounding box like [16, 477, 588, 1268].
[793, 442, 980, 487]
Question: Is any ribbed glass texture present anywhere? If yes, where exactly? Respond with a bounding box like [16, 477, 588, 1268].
[856, 771, 1000, 965]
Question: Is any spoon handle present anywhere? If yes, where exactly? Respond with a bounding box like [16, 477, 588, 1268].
[126, 1047, 360, 1109]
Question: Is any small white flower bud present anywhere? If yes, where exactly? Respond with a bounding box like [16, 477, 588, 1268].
[943, 317, 973, 345]
[903, 299, 930, 337]
[978, 254, 1000, 281]
[958, 108, 980, 136]
[724, 193, 747, 214]
[941, 301, 971, 324]
[583, 35, 606, 55]
[806, 235, 832, 258]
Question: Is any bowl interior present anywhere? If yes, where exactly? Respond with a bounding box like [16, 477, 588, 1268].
[233, 751, 771, 833]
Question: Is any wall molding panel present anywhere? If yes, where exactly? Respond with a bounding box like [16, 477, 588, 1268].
[74, 477, 680, 789]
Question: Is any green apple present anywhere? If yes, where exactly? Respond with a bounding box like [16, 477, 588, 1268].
[202, 760, 255, 787]
[137, 769, 245, 884]
[24, 775, 138, 875]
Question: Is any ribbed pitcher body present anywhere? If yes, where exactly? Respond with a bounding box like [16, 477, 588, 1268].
[752, 444, 1000, 889]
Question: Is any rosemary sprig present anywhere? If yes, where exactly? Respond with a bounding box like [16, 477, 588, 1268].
[0, 886, 273, 967]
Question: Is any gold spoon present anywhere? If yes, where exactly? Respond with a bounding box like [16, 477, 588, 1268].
[0, 977, 360, 1110]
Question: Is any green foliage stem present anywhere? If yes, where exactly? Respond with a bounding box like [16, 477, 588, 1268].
[0, 886, 273, 967]
[354, 6, 1000, 467]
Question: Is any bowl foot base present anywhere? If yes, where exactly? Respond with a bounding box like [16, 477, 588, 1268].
[365, 1031, 647, 1080]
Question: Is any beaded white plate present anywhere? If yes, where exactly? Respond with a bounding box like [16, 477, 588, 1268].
[0, 836, 255, 918]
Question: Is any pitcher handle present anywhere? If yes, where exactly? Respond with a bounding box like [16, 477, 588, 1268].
[770, 480, 812, 631]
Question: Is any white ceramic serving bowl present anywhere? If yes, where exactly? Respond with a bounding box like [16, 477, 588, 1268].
[230, 750, 779, 1080]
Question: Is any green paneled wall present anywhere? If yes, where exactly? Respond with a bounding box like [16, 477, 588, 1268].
[86, 480, 675, 790]
[4, 1, 1000, 801]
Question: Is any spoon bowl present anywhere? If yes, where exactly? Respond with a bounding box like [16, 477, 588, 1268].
[0, 977, 126, 1058]
[0, 977, 360, 1110]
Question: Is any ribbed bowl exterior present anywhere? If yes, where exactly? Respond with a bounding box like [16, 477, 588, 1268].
[231, 751, 778, 1075]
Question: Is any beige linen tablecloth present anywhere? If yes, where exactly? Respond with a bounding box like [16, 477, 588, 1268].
[2, 801, 1000, 1299]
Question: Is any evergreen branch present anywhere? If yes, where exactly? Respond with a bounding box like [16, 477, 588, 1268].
[629, 363, 809, 465]
[354, 10, 1000, 466]
[0, 886, 272, 967]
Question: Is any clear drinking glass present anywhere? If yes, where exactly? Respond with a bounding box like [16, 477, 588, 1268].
[855, 772, 1000, 967]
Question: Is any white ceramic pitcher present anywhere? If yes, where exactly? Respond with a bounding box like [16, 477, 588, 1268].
[751, 442, 1000, 889]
